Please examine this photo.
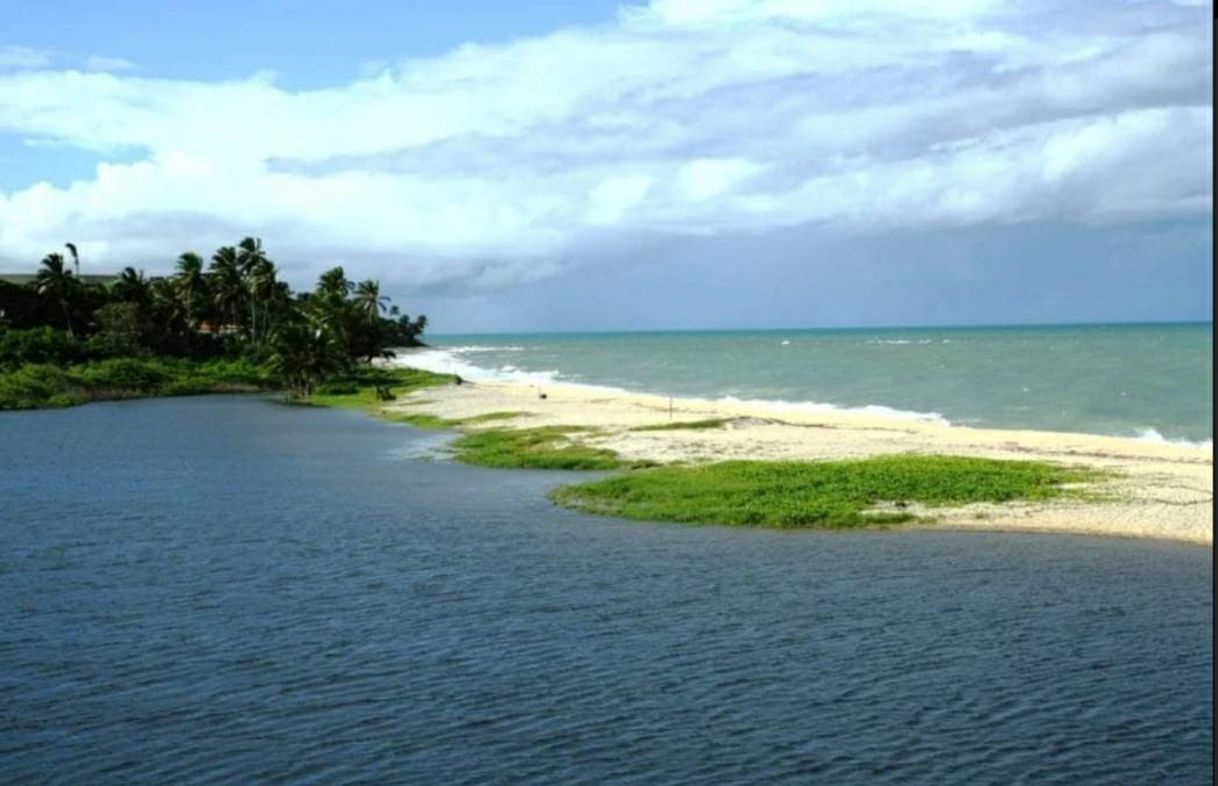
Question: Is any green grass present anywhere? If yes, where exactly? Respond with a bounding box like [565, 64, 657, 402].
[302, 368, 529, 435]
[459, 411, 527, 424]
[449, 425, 657, 471]
[379, 409, 526, 430]
[381, 412, 454, 429]
[550, 454, 1104, 529]
[632, 418, 734, 432]
[0, 357, 268, 410]
[303, 367, 456, 410]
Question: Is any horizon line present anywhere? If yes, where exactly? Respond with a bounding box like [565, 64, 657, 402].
[428, 319, 1215, 338]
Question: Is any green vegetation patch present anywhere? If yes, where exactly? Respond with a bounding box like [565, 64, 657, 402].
[381, 409, 525, 430]
[0, 357, 267, 410]
[304, 366, 455, 410]
[450, 426, 655, 471]
[381, 412, 455, 430]
[632, 418, 734, 432]
[550, 454, 1103, 529]
[458, 411, 527, 424]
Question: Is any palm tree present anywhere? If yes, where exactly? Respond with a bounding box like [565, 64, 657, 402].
[316, 266, 352, 300]
[267, 318, 348, 397]
[354, 280, 388, 323]
[209, 246, 245, 336]
[352, 280, 393, 361]
[173, 252, 207, 329]
[113, 267, 150, 305]
[246, 258, 278, 345]
[64, 242, 79, 277]
[34, 253, 78, 337]
[237, 237, 273, 343]
[150, 277, 187, 332]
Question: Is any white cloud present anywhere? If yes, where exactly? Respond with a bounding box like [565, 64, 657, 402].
[83, 55, 136, 73]
[677, 159, 759, 201]
[0, 0, 1210, 289]
[587, 174, 654, 225]
[0, 46, 54, 70]
[0, 46, 136, 74]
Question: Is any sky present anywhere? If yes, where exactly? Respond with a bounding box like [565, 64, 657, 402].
[0, 0, 1212, 333]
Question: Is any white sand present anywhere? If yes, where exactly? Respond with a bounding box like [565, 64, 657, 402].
[384, 377, 1213, 545]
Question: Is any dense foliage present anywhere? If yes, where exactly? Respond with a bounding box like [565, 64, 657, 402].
[0, 238, 428, 405]
[0, 358, 267, 409]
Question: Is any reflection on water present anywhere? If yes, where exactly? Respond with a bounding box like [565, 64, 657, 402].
[0, 396, 1212, 785]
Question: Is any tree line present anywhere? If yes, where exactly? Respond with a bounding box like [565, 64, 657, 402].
[0, 238, 427, 396]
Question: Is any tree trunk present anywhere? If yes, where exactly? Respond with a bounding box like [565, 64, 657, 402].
[62, 300, 76, 339]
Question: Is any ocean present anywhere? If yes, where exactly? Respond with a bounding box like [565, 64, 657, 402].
[406, 323, 1213, 446]
[0, 397, 1211, 784]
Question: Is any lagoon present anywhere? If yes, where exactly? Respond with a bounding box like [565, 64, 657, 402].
[0, 396, 1212, 784]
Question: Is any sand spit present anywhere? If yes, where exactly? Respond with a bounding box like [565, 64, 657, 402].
[383, 378, 1213, 545]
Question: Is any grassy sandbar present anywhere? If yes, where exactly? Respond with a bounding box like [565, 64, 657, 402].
[450, 426, 656, 471]
[551, 454, 1103, 529]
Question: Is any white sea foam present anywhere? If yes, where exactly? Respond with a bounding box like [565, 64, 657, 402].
[392, 347, 954, 425]
[446, 345, 525, 353]
[1133, 428, 1213, 450]
[714, 395, 952, 425]
[392, 347, 1208, 445]
[391, 348, 560, 386]
[867, 339, 933, 345]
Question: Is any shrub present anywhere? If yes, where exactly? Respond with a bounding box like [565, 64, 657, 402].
[0, 327, 84, 369]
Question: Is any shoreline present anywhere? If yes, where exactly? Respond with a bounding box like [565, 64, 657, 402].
[393, 345, 1213, 450]
[382, 372, 1213, 545]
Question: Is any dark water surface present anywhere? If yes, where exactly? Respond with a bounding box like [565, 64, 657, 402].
[0, 397, 1212, 785]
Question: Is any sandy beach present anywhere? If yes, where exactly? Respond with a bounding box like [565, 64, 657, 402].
[385, 375, 1213, 545]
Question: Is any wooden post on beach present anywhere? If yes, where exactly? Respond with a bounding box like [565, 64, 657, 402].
[669, 396, 673, 420]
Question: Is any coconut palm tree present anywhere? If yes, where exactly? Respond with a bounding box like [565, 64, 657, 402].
[34, 253, 78, 337]
[316, 266, 352, 300]
[64, 242, 79, 277]
[113, 267, 151, 306]
[354, 280, 388, 323]
[236, 237, 273, 343]
[351, 280, 393, 361]
[173, 252, 207, 329]
[209, 246, 245, 336]
[150, 277, 188, 332]
[267, 317, 348, 397]
[246, 258, 278, 345]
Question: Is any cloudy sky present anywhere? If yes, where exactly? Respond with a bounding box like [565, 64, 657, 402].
[1, 0, 1212, 332]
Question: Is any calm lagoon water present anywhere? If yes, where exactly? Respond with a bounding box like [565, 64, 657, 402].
[0, 396, 1212, 784]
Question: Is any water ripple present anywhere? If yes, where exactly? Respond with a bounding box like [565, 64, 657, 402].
[0, 397, 1211, 785]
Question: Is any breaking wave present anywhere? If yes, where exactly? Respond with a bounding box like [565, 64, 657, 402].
[391, 345, 1211, 447]
[390, 347, 561, 386]
[391, 347, 952, 425]
[1133, 428, 1213, 450]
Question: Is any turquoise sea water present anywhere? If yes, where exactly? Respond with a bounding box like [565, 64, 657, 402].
[0, 397, 1212, 784]
[411, 323, 1213, 444]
